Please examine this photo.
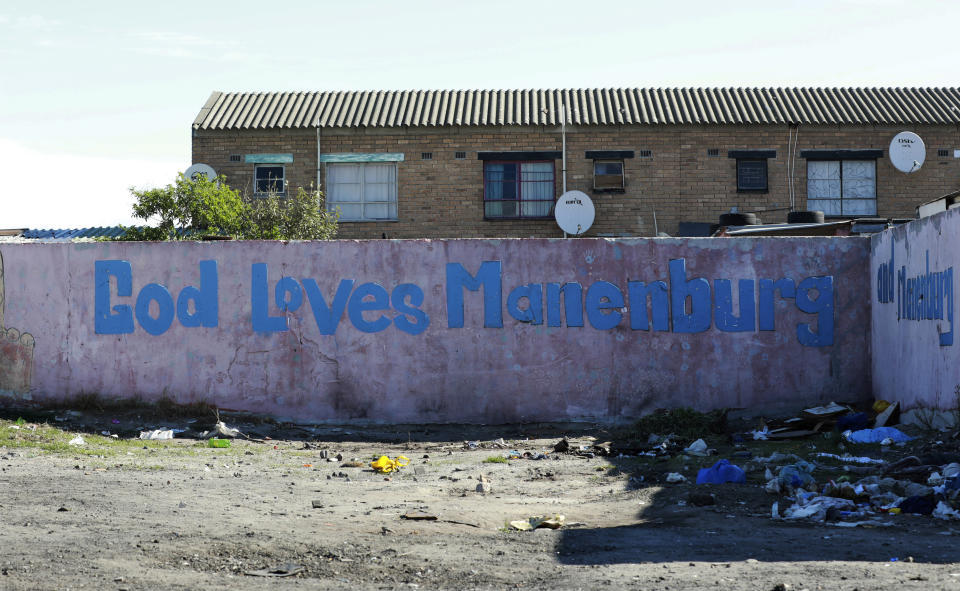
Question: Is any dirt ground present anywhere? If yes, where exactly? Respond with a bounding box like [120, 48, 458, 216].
[1, 408, 959, 590]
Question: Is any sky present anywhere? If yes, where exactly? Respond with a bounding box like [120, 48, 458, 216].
[2, 0, 959, 229]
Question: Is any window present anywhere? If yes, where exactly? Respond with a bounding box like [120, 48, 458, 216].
[736, 160, 768, 192]
[728, 150, 775, 193]
[593, 160, 624, 191]
[483, 161, 555, 218]
[254, 165, 285, 195]
[807, 160, 876, 216]
[638, 150, 653, 159]
[707, 149, 720, 157]
[229, 154, 241, 162]
[455, 151, 467, 160]
[421, 152, 432, 160]
[326, 163, 398, 221]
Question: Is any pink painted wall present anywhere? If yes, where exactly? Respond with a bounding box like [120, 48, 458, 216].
[871, 208, 960, 409]
[0, 238, 870, 423]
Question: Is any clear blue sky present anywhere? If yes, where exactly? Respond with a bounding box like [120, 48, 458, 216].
[2, 0, 958, 228]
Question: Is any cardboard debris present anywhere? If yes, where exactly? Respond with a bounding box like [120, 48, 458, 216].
[401, 510, 437, 521]
[874, 402, 901, 428]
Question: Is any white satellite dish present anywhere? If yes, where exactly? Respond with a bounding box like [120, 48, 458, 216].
[184, 163, 217, 181]
[889, 131, 926, 173]
[554, 190, 595, 235]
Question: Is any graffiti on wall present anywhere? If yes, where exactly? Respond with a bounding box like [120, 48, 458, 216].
[876, 241, 954, 346]
[0, 251, 36, 393]
[94, 258, 835, 346]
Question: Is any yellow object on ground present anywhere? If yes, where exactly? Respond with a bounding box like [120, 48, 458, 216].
[509, 515, 565, 531]
[208, 438, 230, 448]
[872, 400, 891, 413]
[370, 455, 410, 473]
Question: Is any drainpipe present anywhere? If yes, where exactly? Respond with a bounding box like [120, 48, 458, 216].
[561, 101, 567, 193]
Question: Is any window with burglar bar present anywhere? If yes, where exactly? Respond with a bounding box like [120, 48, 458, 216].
[807, 159, 877, 216]
[483, 161, 555, 219]
[254, 165, 285, 195]
[326, 162, 398, 221]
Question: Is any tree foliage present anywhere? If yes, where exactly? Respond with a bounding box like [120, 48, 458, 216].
[120, 174, 338, 241]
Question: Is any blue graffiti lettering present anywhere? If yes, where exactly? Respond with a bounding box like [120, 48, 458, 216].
[95, 260, 218, 335]
[445, 262, 503, 328]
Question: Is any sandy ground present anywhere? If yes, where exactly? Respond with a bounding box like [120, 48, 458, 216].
[1, 412, 959, 590]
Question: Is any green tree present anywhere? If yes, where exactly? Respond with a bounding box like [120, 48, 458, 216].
[120, 174, 338, 241]
[241, 185, 339, 240]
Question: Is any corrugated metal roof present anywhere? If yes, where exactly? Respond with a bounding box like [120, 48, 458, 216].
[21, 227, 132, 240]
[193, 88, 960, 130]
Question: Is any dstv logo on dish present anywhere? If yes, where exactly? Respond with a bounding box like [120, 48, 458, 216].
[898, 137, 916, 144]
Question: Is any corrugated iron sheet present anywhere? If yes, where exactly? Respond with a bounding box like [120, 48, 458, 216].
[193, 88, 960, 130]
[22, 227, 133, 240]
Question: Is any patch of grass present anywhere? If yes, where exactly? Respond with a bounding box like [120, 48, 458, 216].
[0, 419, 250, 460]
[628, 407, 728, 441]
[483, 456, 508, 464]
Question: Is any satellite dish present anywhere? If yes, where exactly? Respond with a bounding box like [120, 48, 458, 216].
[184, 163, 217, 181]
[554, 190, 595, 235]
[889, 131, 925, 173]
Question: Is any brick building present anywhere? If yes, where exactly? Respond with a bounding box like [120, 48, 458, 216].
[191, 88, 960, 238]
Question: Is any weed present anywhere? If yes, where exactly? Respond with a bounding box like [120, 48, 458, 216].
[483, 456, 508, 464]
[627, 407, 728, 440]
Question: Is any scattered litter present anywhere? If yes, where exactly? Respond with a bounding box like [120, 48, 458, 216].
[509, 515, 565, 531]
[814, 453, 885, 465]
[934, 501, 960, 521]
[901, 408, 958, 431]
[777, 461, 816, 489]
[140, 429, 174, 440]
[665, 472, 687, 483]
[401, 510, 438, 521]
[750, 427, 769, 441]
[208, 438, 231, 448]
[844, 427, 913, 444]
[68, 436, 85, 446]
[684, 439, 710, 456]
[696, 459, 746, 485]
[837, 412, 871, 432]
[371, 455, 410, 473]
[874, 402, 900, 428]
[476, 474, 492, 494]
[311, 500, 324, 509]
[245, 563, 304, 578]
[782, 495, 855, 521]
[213, 421, 241, 438]
[802, 402, 850, 419]
[899, 495, 935, 515]
[553, 438, 570, 453]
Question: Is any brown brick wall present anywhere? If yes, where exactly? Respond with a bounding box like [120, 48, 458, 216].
[192, 124, 960, 238]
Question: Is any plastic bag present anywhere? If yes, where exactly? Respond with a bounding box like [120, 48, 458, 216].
[370, 455, 410, 473]
[696, 459, 746, 485]
[843, 427, 913, 444]
[777, 461, 816, 488]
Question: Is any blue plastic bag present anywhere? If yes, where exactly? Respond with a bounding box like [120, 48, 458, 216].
[844, 427, 913, 444]
[696, 459, 746, 485]
[777, 461, 816, 488]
